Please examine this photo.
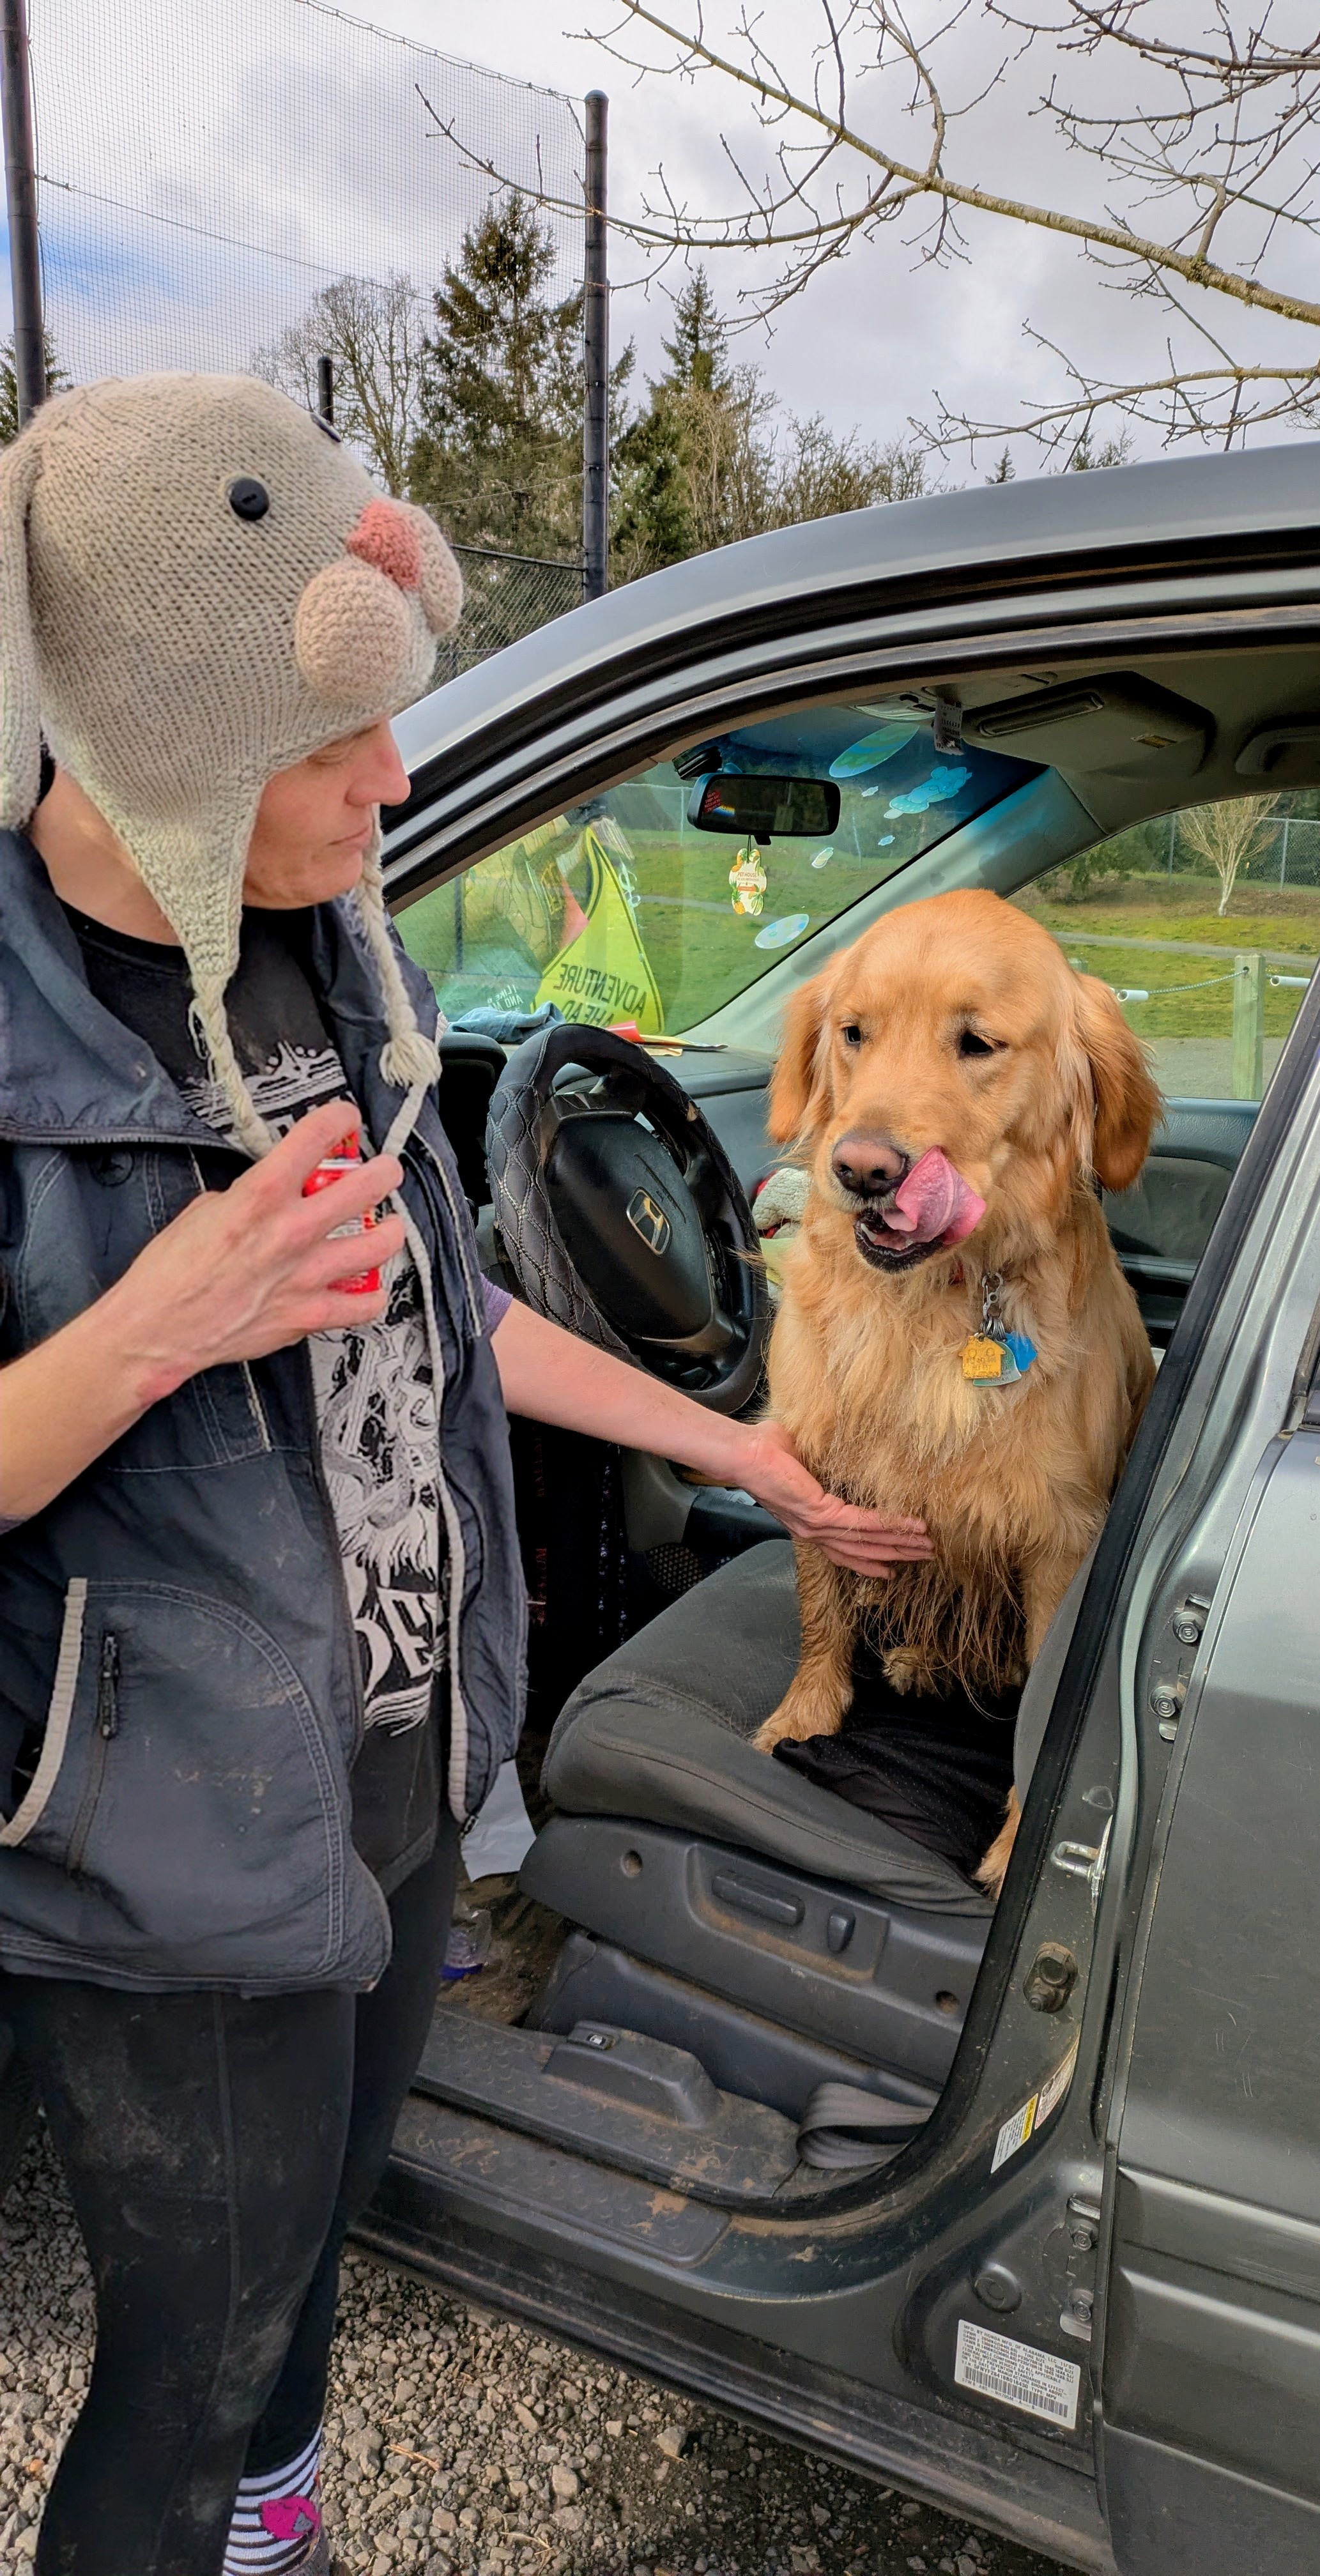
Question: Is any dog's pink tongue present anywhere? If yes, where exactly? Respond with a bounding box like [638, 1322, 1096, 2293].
[887, 1147, 986, 1246]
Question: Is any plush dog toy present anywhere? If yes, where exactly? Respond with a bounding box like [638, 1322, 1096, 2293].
[0, 373, 463, 1154]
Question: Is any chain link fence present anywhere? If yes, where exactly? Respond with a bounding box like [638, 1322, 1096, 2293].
[24, 0, 587, 666]
[1139, 806, 1320, 888]
[442, 546, 584, 678]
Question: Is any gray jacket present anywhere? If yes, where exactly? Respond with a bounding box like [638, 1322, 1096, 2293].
[0, 831, 526, 1993]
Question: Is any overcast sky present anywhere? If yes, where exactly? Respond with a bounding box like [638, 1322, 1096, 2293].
[357, 0, 1319, 471]
[13, 0, 1317, 476]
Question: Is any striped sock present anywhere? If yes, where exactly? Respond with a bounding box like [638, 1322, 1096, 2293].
[222, 2428, 323, 2574]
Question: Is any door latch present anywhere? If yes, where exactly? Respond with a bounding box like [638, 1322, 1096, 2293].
[1050, 1820, 1111, 1911]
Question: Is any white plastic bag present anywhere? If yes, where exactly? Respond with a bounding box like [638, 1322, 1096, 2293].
[460, 1759, 536, 1880]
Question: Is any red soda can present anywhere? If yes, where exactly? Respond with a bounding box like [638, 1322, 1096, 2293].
[302, 1130, 381, 1294]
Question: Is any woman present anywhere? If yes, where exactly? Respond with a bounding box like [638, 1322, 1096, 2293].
[0, 376, 927, 2576]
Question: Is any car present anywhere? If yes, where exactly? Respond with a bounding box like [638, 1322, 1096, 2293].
[8, 445, 1320, 2575]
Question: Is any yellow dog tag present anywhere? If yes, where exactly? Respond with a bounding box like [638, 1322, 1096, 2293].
[961, 1335, 1005, 1382]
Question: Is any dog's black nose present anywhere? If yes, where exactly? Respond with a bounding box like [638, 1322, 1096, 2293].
[831, 1131, 908, 1195]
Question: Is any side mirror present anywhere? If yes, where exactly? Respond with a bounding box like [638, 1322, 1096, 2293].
[687, 772, 841, 839]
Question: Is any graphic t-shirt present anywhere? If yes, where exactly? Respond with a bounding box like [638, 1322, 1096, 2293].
[65, 901, 447, 1888]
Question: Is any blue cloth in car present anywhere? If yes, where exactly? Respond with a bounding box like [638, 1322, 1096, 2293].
[449, 1000, 565, 1044]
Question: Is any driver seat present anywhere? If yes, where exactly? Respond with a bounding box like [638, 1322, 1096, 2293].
[541, 1540, 986, 1914]
[520, 1540, 1059, 2097]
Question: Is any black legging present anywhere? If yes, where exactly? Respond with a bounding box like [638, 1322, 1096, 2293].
[1, 1819, 458, 2576]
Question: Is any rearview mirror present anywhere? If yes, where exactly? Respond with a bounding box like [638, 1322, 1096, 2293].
[687, 772, 841, 838]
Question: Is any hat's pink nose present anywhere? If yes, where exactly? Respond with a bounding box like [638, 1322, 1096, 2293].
[346, 498, 422, 592]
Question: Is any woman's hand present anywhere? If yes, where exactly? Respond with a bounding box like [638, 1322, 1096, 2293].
[1, 1101, 406, 1525]
[488, 1303, 931, 1578]
[101, 1100, 406, 1402]
[731, 1420, 933, 1576]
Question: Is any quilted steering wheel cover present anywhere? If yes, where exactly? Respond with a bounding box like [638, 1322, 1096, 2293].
[486, 1022, 769, 1413]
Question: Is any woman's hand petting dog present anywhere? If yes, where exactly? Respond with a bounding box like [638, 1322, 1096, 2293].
[736, 1422, 935, 1577]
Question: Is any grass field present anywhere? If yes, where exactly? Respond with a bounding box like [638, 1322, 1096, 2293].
[1014, 874, 1319, 1045]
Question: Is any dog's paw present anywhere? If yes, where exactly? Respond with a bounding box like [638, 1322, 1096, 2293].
[881, 1646, 936, 1697]
[753, 1699, 836, 1752]
[975, 1789, 1022, 1899]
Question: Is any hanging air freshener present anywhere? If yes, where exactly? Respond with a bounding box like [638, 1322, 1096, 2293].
[729, 845, 768, 917]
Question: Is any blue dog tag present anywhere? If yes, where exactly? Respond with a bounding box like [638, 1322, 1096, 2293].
[1005, 1331, 1037, 1376]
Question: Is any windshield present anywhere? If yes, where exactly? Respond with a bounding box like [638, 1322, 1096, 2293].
[395, 698, 1038, 1033]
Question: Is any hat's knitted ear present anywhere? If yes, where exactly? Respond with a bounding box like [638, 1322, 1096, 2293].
[354, 821, 443, 1092]
[0, 424, 47, 830]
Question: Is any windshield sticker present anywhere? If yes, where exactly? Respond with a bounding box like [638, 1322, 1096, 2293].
[829, 721, 921, 777]
[955, 2320, 1081, 2430]
[886, 765, 972, 816]
[754, 913, 811, 950]
[990, 2038, 1080, 2175]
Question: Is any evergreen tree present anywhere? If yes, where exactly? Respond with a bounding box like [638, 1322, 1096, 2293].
[611, 270, 929, 579]
[0, 335, 70, 445]
[408, 195, 587, 556]
[1068, 425, 1132, 470]
[986, 447, 1015, 484]
[658, 267, 730, 395]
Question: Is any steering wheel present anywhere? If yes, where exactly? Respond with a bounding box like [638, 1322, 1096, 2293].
[486, 1023, 769, 1415]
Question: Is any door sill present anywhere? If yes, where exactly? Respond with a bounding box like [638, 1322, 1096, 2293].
[358, 2119, 1116, 2576]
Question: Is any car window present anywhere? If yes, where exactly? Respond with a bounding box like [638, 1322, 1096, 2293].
[1013, 793, 1320, 1101]
[396, 701, 1036, 1032]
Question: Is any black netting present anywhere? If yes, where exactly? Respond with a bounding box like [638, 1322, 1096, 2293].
[29, 0, 583, 381]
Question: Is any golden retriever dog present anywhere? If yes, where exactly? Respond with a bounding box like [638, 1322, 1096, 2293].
[753, 887, 1159, 1895]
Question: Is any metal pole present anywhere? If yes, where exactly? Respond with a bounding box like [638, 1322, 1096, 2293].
[1, 0, 45, 426]
[1280, 811, 1290, 891]
[316, 353, 334, 426]
[582, 89, 609, 603]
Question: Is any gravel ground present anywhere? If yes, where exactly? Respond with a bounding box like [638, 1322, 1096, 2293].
[0, 2123, 1073, 2576]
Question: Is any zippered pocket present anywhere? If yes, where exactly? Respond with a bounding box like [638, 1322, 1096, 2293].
[0, 1579, 364, 1984]
[66, 1634, 119, 1877]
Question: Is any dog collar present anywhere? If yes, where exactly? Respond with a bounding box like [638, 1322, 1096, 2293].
[960, 1271, 1037, 1385]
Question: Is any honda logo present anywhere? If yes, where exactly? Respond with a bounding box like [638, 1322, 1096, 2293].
[625, 1187, 672, 1256]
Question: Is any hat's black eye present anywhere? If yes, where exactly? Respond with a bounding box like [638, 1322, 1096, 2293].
[227, 476, 270, 521]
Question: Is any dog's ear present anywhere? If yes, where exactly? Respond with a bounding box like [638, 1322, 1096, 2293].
[769, 970, 833, 1145]
[0, 420, 46, 831]
[1068, 970, 1162, 1192]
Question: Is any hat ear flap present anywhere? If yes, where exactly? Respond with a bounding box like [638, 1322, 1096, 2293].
[0, 427, 45, 829]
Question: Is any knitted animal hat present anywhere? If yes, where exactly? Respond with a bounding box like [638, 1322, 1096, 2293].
[0, 373, 463, 1153]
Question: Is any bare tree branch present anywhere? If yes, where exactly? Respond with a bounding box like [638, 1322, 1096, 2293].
[252, 272, 426, 493]
[431, 1, 1320, 456]
[577, 3, 1320, 329]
